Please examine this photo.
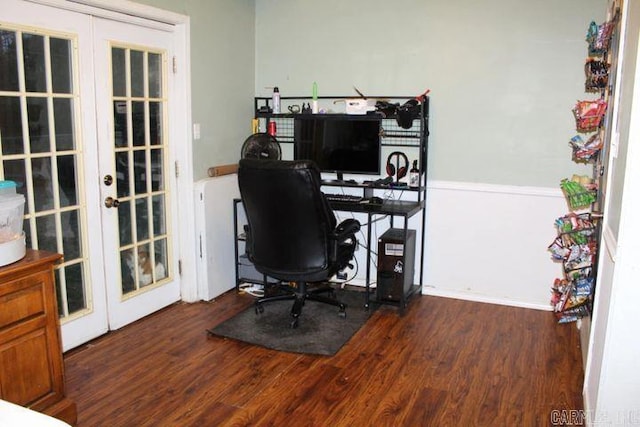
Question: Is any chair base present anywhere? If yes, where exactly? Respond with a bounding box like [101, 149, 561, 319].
[255, 282, 346, 328]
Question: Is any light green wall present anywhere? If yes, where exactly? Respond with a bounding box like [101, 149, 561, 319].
[132, 0, 604, 186]
[255, 0, 604, 187]
[134, 0, 255, 181]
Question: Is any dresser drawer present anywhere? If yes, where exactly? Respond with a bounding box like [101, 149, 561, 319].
[0, 282, 45, 330]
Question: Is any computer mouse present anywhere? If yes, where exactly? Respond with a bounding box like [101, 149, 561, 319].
[370, 196, 383, 205]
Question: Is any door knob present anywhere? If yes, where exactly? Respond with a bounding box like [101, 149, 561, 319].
[104, 174, 113, 186]
[104, 196, 120, 208]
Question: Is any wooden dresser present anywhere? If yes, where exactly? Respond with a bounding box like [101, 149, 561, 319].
[0, 250, 77, 425]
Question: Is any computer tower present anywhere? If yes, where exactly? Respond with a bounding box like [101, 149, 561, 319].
[377, 228, 416, 302]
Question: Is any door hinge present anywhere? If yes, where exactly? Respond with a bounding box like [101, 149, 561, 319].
[172, 56, 177, 74]
[178, 259, 182, 276]
[175, 161, 179, 178]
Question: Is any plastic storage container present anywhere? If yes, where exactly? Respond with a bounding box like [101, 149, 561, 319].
[0, 180, 26, 266]
[0, 180, 18, 197]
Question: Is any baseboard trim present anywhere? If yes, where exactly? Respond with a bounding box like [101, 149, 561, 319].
[422, 286, 552, 311]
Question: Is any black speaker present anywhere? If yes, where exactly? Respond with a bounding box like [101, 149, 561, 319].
[376, 228, 416, 302]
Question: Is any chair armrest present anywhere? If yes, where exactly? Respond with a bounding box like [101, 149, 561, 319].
[332, 218, 360, 240]
[330, 219, 360, 271]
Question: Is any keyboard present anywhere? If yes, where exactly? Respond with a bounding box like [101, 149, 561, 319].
[324, 194, 363, 203]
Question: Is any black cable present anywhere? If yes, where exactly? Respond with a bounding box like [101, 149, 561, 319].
[360, 214, 389, 227]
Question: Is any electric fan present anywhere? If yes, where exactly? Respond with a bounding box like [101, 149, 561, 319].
[240, 133, 282, 160]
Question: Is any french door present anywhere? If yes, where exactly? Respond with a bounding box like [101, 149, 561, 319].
[93, 17, 181, 332]
[0, 0, 184, 350]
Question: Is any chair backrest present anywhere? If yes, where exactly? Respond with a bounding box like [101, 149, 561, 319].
[238, 158, 337, 281]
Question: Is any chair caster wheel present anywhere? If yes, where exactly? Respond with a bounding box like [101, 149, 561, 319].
[339, 309, 346, 319]
[290, 318, 299, 328]
[255, 304, 264, 315]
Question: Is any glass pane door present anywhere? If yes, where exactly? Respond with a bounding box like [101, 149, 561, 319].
[110, 45, 170, 296]
[3, 1, 184, 349]
[94, 17, 180, 330]
[2, 3, 183, 349]
[0, 26, 93, 321]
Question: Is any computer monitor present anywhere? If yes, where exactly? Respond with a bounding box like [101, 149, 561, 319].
[293, 116, 381, 180]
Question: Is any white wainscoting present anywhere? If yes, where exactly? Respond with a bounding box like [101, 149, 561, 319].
[422, 181, 569, 310]
[196, 176, 568, 310]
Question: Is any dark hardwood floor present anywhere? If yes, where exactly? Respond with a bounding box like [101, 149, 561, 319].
[64, 290, 584, 426]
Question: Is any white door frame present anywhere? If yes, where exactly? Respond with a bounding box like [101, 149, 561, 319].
[28, 0, 198, 304]
[583, 0, 640, 417]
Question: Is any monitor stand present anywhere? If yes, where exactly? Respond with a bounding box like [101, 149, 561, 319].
[323, 172, 344, 184]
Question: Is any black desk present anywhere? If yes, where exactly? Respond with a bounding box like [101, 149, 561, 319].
[329, 199, 423, 217]
[233, 193, 425, 314]
[328, 197, 425, 313]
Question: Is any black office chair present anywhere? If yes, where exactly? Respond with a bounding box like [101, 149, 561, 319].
[238, 158, 361, 328]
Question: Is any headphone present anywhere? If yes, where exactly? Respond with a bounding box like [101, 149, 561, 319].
[386, 151, 409, 181]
